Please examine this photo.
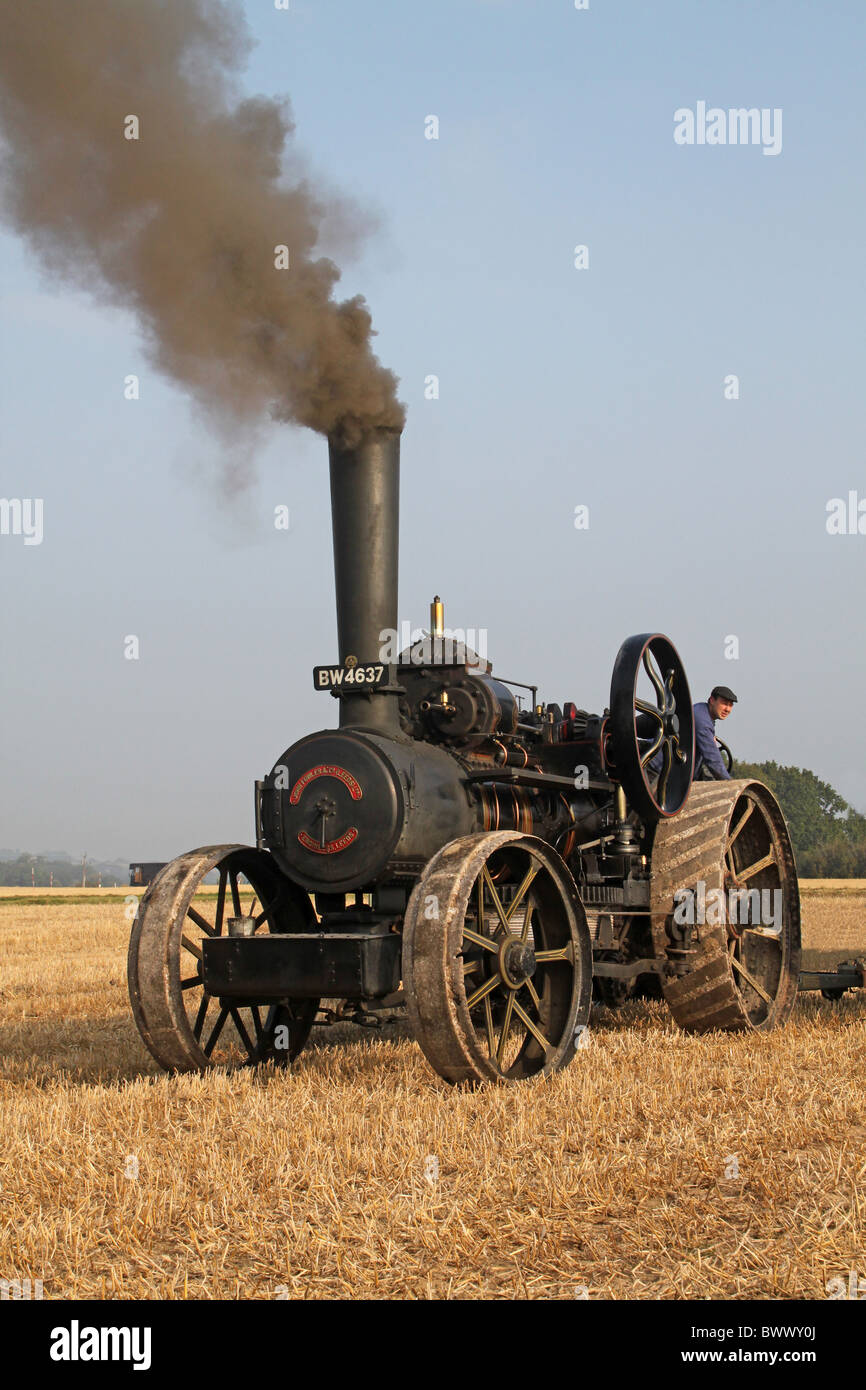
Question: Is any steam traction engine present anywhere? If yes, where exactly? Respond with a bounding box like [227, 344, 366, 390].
[128, 432, 802, 1084]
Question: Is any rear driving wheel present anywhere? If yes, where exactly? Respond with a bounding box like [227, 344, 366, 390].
[650, 781, 801, 1032]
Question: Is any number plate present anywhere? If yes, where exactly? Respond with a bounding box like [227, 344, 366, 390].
[313, 663, 387, 690]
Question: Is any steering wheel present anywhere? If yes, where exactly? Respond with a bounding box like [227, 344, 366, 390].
[716, 738, 733, 774]
[608, 633, 694, 821]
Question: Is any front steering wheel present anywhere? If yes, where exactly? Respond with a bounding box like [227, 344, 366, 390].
[608, 633, 694, 821]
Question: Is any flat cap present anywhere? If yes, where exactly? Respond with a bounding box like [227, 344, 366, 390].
[710, 685, 738, 703]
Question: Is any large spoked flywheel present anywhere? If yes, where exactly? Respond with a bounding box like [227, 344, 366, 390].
[128, 845, 318, 1071]
[403, 832, 592, 1085]
[609, 633, 694, 820]
[650, 781, 801, 1032]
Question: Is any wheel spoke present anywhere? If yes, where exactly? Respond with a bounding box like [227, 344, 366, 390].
[495, 993, 516, 1066]
[504, 865, 539, 924]
[635, 698, 664, 728]
[193, 994, 210, 1039]
[180, 975, 201, 990]
[202, 1007, 228, 1056]
[466, 973, 502, 1009]
[229, 1007, 256, 1059]
[262, 1004, 279, 1042]
[187, 905, 215, 936]
[535, 945, 571, 963]
[214, 868, 228, 935]
[250, 895, 278, 928]
[483, 993, 496, 1056]
[727, 801, 754, 853]
[640, 726, 665, 768]
[524, 976, 542, 1011]
[462, 926, 499, 954]
[642, 648, 665, 704]
[512, 998, 552, 1054]
[181, 935, 202, 961]
[730, 954, 773, 1005]
[520, 900, 535, 944]
[482, 866, 510, 934]
[656, 738, 673, 805]
[736, 850, 776, 882]
[229, 869, 242, 916]
[250, 1005, 263, 1040]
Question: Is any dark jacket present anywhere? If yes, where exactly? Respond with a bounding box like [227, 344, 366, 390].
[694, 701, 731, 779]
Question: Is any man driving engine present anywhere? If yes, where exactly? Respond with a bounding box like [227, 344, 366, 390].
[694, 685, 737, 780]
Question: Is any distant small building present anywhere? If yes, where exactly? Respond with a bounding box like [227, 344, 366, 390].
[129, 862, 167, 887]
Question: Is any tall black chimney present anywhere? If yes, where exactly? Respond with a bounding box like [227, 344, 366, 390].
[328, 429, 401, 734]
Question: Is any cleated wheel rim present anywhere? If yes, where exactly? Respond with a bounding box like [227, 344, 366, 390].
[403, 832, 592, 1085]
[127, 845, 318, 1072]
[650, 781, 801, 1033]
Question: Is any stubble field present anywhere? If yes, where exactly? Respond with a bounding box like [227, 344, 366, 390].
[0, 883, 863, 1301]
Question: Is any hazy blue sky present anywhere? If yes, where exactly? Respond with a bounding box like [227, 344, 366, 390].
[1, 0, 864, 861]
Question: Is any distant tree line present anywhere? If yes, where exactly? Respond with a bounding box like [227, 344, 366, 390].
[731, 761, 866, 877]
[0, 854, 122, 888]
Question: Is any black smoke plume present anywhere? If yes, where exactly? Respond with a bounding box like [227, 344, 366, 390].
[0, 0, 405, 451]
